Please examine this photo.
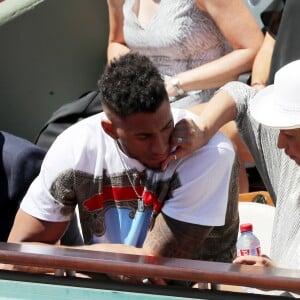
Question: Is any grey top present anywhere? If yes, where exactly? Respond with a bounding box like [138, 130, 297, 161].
[221, 81, 300, 269]
[123, 0, 232, 107]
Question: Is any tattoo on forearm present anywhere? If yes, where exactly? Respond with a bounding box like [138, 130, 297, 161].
[143, 212, 212, 259]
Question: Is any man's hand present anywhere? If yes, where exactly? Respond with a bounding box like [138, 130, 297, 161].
[233, 255, 276, 268]
[161, 118, 210, 170]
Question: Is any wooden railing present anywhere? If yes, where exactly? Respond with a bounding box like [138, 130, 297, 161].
[0, 242, 299, 295]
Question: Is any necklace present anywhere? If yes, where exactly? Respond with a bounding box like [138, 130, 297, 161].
[115, 141, 145, 212]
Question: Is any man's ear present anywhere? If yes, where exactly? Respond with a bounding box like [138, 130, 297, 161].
[101, 119, 118, 139]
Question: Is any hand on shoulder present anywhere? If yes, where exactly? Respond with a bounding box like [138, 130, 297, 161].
[161, 117, 210, 170]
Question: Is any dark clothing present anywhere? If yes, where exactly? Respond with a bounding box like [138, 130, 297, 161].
[0, 131, 46, 241]
[261, 0, 300, 84]
[261, 0, 284, 37]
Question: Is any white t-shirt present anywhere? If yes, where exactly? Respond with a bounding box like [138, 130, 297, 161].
[21, 108, 235, 246]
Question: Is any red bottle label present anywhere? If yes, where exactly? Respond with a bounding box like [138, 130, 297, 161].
[239, 247, 261, 256]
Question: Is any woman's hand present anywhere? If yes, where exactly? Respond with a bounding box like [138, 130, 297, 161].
[161, 118, 210, 170]
[164, 77, 181, 98]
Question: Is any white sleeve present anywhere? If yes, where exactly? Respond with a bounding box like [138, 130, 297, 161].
[162, 132, 235, 226]
[20, 126, 84, 222]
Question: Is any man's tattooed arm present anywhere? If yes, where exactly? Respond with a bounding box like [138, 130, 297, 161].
[143, 212, 212, 259]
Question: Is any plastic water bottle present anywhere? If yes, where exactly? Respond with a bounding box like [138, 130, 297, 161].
[236, 223, 261, 256]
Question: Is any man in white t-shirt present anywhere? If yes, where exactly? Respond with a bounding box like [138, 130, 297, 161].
[7, 53, 236, 275]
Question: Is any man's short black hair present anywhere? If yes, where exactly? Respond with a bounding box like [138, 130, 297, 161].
[98, 53, 168, 117]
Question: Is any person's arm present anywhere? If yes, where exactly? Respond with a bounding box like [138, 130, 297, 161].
[106, 0, 131, 62]
[7, 209, 151, 256]
[143, 212, 212, 258]
[8, 209, 68, 244]
[189, 88, 238, 141]
[5, 208, 150, 278]
[7, 205, 211, 270]
[165, 0, 264, 96]
[161, 89, 238, 169]
[251, 32, 276, 90]
[7, 209, 149, 253]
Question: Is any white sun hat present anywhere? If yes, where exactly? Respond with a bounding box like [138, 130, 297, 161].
[250, 60, 300, 129]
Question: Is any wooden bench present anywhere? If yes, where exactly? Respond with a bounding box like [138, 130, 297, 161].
[0, 242, 299, 297]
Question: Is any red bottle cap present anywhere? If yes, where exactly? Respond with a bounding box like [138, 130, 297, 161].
[240, 223, 253, 232]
